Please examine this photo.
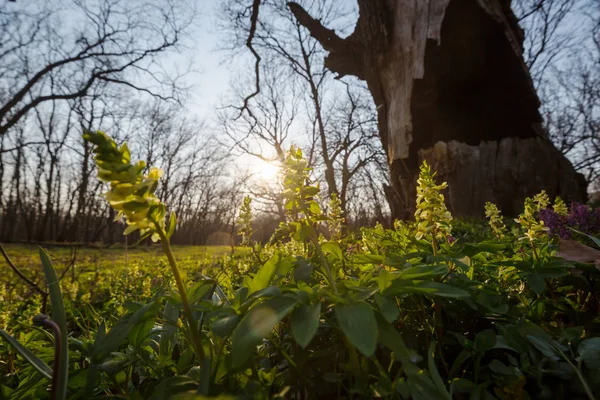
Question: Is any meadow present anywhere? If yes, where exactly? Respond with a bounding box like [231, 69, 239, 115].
[1, 132, 599, 399]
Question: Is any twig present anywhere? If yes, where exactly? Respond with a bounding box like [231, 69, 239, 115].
[0, 244, 49, 313]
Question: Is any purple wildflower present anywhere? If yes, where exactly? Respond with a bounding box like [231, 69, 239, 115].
[538, 202, 600, 239]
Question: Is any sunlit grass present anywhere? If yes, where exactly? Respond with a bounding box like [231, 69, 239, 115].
[1, 244, 248, 273]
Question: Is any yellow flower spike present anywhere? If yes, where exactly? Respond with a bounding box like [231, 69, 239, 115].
[553, 197, 569, 216]
[485, 202, 506, 239]
[414, 161, 452, 252]
[83, 130, 167, 238]
[533, 190, 550, 212]
[515, 196, 549, 261]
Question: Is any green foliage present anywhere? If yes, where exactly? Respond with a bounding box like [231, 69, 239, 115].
[39, 248, 69, 400]
[2, 137, 600, 399]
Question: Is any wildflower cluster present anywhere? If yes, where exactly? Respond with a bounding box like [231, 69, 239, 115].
[553, 196, 568, 216]
[281, 146, 322, 221]
[237, 196, 254, 246]
[533, 190, 550, 211]
[539, 202, 600, 239]
[414, 161, 452, 245]
[83, 130, 170, 242]
[515, 196, 549, 243]
[484, 202, 506, 239]
[327, 193, 345, 241]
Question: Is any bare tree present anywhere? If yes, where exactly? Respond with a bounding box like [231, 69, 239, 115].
[221, 67, 298, 163]
[513, 0, 577, 87]
[0, 0, 194, 137]
[327, 82, 388, 222]
[221, 0, 388, 221]
[517, 0, 600, 187]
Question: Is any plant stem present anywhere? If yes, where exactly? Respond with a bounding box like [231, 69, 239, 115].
[312, 236, 338, 294]
[156, 229, 205, 361]
[1, 245, 48, 313]
[342, 334, 361, 378]
[557, 348, 595, 400]
[33, 315, 61, 400]
[529, 240, 540, 262]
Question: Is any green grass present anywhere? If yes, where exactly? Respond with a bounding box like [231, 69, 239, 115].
[0, 243, 247, 337]
[1, 243, 241, 272]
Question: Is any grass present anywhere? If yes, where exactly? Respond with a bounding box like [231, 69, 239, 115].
[1, 243, 240, 272]
[0, 243, 247, 336]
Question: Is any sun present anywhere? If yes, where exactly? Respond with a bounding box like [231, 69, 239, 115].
[254, 159, 282, 183]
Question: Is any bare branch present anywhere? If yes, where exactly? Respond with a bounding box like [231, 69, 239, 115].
[237, 0, 262, 118]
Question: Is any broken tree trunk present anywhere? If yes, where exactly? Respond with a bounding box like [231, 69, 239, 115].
[288, 0, 587, 220]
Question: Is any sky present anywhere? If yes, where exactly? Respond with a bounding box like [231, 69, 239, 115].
[188, 0, 233, 118]
[180, 0, 289, 180]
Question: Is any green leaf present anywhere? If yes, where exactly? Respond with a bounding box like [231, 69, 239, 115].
[211, 313, 240, 338]
[577, 337, 600, 369]
[321, 242, 343, 261]
[231, 297, 298, 367]
[128, 316, 156, 348]
[474, 329, 497, 353]
[449, 349, 472, 379]
[354, 254, 385, 265]
[39, 247, 69, 400]
[397, 265, 447, 280]
[187, 280, 215, 304]
[167, 212, 177, 238]
[375, 313, 416, 363]
[149, 376, 197, 400]
[493, 335, 517, 352]
[378, 269, 393, 292]
[462, 241, 506, 257]
[293, 258, 314, 282]
[526, 335, 559, 360]
[450, 378, 476, 394]
[232, 287, 249, 311]
[374, 294, 399, 323]
[428, 342, 451, 400]
[248, 252, 291, 294]
[0, 329, 53, 380]
[92, 300, 159, 362]
[122, 200, 149, 211]
[570, 228, 600, 249]
[384, 281, 469, 298]
[335, 301, 377, 357]
[309, 201, 321, 215]
[487, 359, 514, 375]
[419, 282, 469, 298]
[241, 287, 282, 310]
[474, 291, 509, 314]
[291, 302, 321, 348]
[159, 301, 179, 359]
[527, 274, 546, 294]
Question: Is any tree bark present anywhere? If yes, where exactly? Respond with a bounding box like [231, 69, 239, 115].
[289, 0, 587, 219]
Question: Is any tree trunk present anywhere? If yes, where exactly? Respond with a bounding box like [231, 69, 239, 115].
[289, 0, 587, 219]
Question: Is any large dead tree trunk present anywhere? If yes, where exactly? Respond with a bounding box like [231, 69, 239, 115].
[289, 0, 587, 219]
